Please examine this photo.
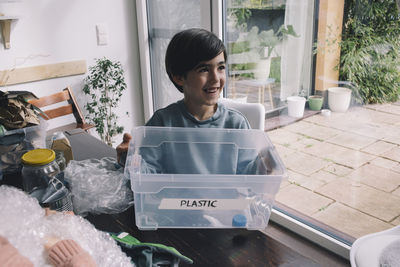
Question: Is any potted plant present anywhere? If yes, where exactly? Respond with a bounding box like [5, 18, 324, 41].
[229, 25, 297, 80]
[83, 57, 127, 146]
[308, 95, 324, 111]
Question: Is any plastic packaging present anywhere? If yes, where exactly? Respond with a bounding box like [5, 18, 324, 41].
[41, 177, 73, 211]
[64, 157, 134, 216]
[0, 185, 133, 267]
[0, 121, 47, 180]
[21, 149, 60, 193]
[55, 151, 67, 171]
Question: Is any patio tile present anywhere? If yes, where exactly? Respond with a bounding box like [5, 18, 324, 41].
[282, 151, 330, 176]
[327, 132, 377, 150]
[284, 121, 342, 141]
[289, 137, 323, 153]
[267, 128, 304, 146]
[346, 163, 400, 192]
[382, 125, 400, 145]
[304, 141, 375, 169]
[315, 178, 400, 222]
[393, 187, 400, 197]
[324, 163, 353, 177]
[370, 157, 400, 170]
[275, 184, 333, 216]
[372, 103, 400, 115]
[353, 107, 400, 124]
[304, 113, 353, 131]
[393, 163, 400, 173]
[273, 143, 297, 158]
[346, 122, 387, 140]
[279, 179, 291, 189]
[383, 135, 400, 146]
[391, 216, 400, 226]
[327, 149, 376, 169]
[287, 170, 326, 191]
[313, 202, 393, 239]
[381, 146, 400, 163]
[361, 141, 398, 156]
[299, 140, 348, 158]
[309, 170, 338, 183]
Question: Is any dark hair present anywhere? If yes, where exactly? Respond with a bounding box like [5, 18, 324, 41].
[165, 28, 227, 92]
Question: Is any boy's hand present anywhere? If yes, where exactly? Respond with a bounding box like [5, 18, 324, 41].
[116, 133, 132, 166]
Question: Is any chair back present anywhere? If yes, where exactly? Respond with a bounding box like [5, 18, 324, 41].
[219, 98, 265, 130]
[29, 86, 94, 132]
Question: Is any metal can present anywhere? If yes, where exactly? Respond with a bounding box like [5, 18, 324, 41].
[21, 149, 60, 193]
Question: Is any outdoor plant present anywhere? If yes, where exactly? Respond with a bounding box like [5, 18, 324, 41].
[228, 25, 297, 79]
[83, 57, 127, 146]
[339, 0, 400, 103]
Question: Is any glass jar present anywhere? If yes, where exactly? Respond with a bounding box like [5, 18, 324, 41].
[55, 151, 66, 172]
[21, 149, 60, 193]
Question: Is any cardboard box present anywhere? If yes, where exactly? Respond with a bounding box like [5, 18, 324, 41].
[51, 138, 73, 164]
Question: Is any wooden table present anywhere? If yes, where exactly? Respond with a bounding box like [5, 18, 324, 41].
[65, 129, 349, 267]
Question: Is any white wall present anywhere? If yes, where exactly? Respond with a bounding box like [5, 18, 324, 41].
[0, 0, 144, 146]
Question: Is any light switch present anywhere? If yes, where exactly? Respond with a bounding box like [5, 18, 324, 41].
[96, 23, 108, 46]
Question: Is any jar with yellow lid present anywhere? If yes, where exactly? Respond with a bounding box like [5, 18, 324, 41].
[21, 149, 60, 193]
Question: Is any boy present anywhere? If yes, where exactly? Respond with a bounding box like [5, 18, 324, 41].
[117, 28, 250, 164]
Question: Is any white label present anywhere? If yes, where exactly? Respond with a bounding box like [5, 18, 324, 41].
[117, 232, 129, 239]
[158, 198, 251, 210]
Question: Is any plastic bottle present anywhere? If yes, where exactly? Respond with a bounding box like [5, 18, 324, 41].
[50, 132, 73, 164]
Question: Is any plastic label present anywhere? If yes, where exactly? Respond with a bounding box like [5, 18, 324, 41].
[158, 198, 251, 210]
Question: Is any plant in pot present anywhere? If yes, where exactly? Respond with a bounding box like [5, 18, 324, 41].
[308, 95, 324, 111]
[83, 57, 127, 146]
[228, 25, 298, 80]
[250, 25, 297, 78]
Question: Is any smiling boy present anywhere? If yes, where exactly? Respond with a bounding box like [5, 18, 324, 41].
[145, 28, 250, 129]
[117, 28, 250, 162]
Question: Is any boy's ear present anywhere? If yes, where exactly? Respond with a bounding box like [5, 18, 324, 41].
[172, 75, 184, 86]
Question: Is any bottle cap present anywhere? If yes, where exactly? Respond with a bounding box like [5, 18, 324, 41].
[232, 214, 247, 227]
[21, 149, 55, 166]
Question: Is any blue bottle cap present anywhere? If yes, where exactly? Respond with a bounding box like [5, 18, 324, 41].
[232, 214, 247, 227]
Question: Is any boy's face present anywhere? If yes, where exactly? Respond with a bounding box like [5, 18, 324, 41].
[174, 52, 226, 109]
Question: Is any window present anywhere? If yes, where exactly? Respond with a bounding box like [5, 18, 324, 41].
[225, 0, 314, 113]
[137, 0, 400, 259]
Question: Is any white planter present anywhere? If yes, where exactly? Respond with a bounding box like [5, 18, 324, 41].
[328, 87, 352, 112]
[287, 96, 306, 118]
[254, 58, 271, 80]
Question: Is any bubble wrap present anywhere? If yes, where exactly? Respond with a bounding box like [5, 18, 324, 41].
[0, 185, 134, 267]
[64, 157, 134, 216]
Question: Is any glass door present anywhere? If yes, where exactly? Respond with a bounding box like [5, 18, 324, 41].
[144, 0, 212, 112]
[225, 0, 315, 113]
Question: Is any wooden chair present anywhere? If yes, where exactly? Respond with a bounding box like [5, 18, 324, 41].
[29, 86, 95, 133]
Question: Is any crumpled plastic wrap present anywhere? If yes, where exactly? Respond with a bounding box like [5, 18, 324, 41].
[0, 185, 134, 267]
[64, 157, 134, 216]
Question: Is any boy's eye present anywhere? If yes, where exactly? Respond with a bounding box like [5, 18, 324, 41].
[219, 65, 226, 70]
[198, 67, 208, 72]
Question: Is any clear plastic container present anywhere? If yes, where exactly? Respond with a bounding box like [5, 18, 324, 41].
[125, 126, 286, 230]
[21, 149, 60, 193]
[0, 121, 47, 179]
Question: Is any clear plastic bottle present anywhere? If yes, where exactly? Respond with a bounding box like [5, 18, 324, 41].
[21, 149, 60, 193]
[55, 151, 67, 172]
